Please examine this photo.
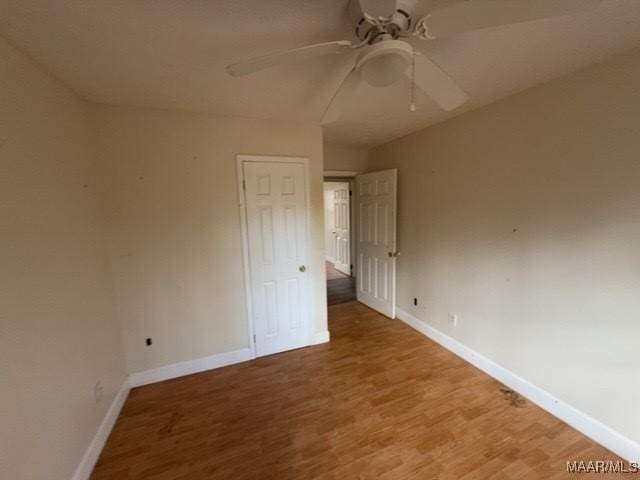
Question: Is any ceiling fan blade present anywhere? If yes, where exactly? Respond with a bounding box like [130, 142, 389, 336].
[423, 0, 602, 39]
[226, 40, 353, 77]
[410, 53, 468, 111]
[321, 66, 361, 124]
[359, 0, 397, 19]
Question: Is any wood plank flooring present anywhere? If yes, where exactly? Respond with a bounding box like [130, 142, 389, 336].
[326, 261, 356, 306]
[91, 302, 621, 479]
[327, 277, 356, 306]
[326, 261, 348, 281]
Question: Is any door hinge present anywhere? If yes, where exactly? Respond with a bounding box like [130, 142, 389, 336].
[253, 334, 256, 344]
[242, 180, 246, 190]
[349, 190, 353, 196]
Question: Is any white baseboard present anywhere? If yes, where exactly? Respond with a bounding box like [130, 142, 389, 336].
[396, 307, 640, 463]
[72, 348, 253, 479]
[128, 348, 252, 388]
[313, 330, 331, 345]
[72, 380, 130, 480]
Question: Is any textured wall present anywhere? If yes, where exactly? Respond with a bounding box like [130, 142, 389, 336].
[370, 49, 640, 444]
[323, 143, 369, 172]
[0, 37, 126, 480]
[94, 105, 327, 374]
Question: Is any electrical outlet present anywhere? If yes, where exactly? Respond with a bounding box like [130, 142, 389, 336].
[93, 380, 104, 404]
[448, 313, 458, 326]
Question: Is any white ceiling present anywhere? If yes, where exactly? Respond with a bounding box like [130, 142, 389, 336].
[2, 0, 640, 146]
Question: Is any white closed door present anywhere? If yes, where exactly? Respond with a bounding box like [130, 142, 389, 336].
[333, 183, 351, 275]
[356, 169, 397, 318]
[243, 161, 312, 357]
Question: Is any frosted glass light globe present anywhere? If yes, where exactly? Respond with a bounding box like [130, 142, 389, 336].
[360, 52, 410, 87]
[356, 40, 413, 88]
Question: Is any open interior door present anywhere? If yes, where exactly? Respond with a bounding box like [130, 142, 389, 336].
[355, 169, 397, 318]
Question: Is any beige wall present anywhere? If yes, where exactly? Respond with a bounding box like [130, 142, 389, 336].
[323, 143, 368, 172]
[0, 37, 126, 480]
[93, 105, 327, 374]
[1, 33, 327, 477]
[370, 49, 640, 444]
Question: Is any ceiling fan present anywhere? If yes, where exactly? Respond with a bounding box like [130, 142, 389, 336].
[226, 0, 601, 124]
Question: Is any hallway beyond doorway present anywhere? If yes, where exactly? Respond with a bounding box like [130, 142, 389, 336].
[326, 261, 348, 280]
[326, 261, 355, 305]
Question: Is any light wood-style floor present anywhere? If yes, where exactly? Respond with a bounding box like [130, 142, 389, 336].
[326, 261, 356, 306]
[91, 302, 620, 479]
[326, 276, 357, 306]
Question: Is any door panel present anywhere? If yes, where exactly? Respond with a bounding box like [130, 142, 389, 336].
[333, 183, 351, 275]
[356, 169, 397, 318]
[243, 161, 311, 357]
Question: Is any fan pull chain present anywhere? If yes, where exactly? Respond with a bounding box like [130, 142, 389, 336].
[409, 52, 417, 112]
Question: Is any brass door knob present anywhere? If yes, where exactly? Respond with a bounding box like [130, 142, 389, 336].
[299, 265, 306, 272]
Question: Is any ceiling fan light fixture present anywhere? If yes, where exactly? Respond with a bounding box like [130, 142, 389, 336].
[357, 40, 413, 87]
[227, 0, 602, 123]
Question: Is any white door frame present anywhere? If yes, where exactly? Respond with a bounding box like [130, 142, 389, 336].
[237, 154, 313, 359]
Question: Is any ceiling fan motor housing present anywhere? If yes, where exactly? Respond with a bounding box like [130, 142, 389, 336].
[357, 40, 413, 87]
[352, 0, 418, 42]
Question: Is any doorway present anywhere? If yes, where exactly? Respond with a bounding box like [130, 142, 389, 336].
[324, 169, 398, 316]
[324, 179, 356, 305]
